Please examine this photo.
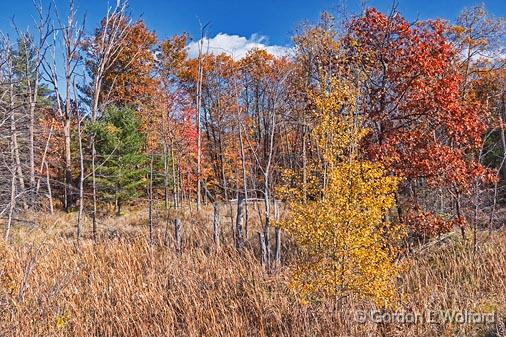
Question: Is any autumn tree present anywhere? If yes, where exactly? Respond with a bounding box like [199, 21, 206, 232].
[180, 53, 238, 200]
[157, 34, 190, 208]
[240, 48, 292, 260]
[284, 12, 342, 205]
[279, 66, 402, 305]
[345, 8, 489, 238]
[98, 18, 158, 109]
[450, 6, 505, 187]
[450, 5, 505, 241]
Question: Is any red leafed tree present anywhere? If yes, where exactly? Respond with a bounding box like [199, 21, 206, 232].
[346, 9, 490, 236]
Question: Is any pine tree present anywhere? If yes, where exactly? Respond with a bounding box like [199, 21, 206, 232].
[90, 106, 147, 215]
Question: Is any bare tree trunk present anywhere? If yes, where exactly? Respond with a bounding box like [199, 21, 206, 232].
[273, 200, 281, 265]
[91, 142, 98, 241]
[5, 154, 17, 241]
[238, 119, 249, 238]
[45, 161, 53, 214]
[235, 194, 245, 251]
[472, 181, 480, 253]
[63, 117, 72, 212]
[212, 202, 220, 248]
[162, 136, 170, 247]
[178, 161, 185, 208]
[174, 218, 182, 256]
[302, 125, 307, 203]
[115, 198, 122, 217]
[8, 69, 27, 209]
[36, 123, 53, 194]
[262, 89, 279, 266]
[258, 232, 268, 267]
[196, 24, 208, 211]
[263, 174, 271, 265]
[170, 140, 178, 209]
[455, 192, 466, 240]
[274, 228, 281, 264]
[85, 2, 129, 239]
[163, 139, 169, 210]
[229, 200, 235, 244]
[500, 98, 506, 182]
[3, 52, 18, 239]
[28, 80, 37, 206]
[148, 155, 154, 244]
[76, 114, 84, 242]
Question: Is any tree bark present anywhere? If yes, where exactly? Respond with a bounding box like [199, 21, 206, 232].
[213, 201, 221, 247]
[258, 232, 268, 267]
[5, 148, 17, 241]
[45, 161, 53, 215]
[273, 200, 281, 265]
[170, 140, 178, 209]
[91, 141, 98, 241]
[28, 77, 38, 205]
[238, 120, 249, 238]
[148, 155, 154, 244]
[500, 96, 506, 182]
[9, 72, 27, 209]
[263, 174, 271, 265]
[63, 117, 72, 212]
[196, 24, 207, 211]
[235, 194, 245, 251]
[76, 115, 84, 242]
[174, 218, 182, 256]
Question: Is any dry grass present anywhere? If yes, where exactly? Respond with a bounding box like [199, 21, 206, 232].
[0, 205, 505, 337]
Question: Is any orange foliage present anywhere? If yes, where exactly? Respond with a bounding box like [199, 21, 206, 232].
[100, 19, 159, 108]
[347, 9, 488, 191]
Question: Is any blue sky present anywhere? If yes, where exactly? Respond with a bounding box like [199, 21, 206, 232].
[0, 0, 504, 56]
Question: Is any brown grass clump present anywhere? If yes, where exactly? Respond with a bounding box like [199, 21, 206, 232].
[0, 206, 505, 337]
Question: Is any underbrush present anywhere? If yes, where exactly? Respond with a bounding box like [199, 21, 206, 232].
[0, 207, 504, 336]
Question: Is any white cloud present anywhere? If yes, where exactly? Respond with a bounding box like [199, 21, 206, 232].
[186, 33, 290, 60]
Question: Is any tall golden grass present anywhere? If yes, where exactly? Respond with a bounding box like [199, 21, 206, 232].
[0, 206, 505, 337]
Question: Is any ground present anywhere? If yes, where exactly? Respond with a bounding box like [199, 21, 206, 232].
[0, 205, 505, 337]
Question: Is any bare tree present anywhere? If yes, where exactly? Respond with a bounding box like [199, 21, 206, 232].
[195, 22, 209, 211]
[42, 0, 84, 212]
[19, 2, 52, 206]
[0, 36, 24, 238]
[75, 84, 85, 241]
[7, 43, 27, 208]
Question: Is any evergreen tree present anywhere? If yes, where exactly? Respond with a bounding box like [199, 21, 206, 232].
[90, 106, 147, 215]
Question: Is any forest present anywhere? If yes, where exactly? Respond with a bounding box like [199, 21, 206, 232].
[0, 0, 505, 336]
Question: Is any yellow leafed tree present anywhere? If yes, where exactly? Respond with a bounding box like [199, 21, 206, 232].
[278, 69, 403, 306]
